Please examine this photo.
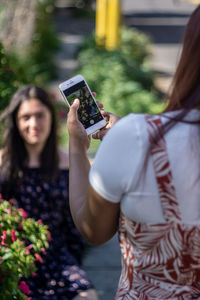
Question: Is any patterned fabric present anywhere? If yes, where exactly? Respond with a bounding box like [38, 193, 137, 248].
[1, 168, 94, 300]
[115, 115, 200, 300]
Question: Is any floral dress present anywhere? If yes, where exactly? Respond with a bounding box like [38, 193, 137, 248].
[1, 168, 94, 300]
[115, 116, 200, 300]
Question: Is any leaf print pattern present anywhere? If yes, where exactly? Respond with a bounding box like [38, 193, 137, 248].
[115, 115, 200, 299]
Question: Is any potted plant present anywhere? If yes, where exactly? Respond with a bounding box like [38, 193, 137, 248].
[0, 197, 50, 300]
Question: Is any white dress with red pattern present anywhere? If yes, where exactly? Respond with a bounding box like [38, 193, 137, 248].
[89, 110, 200, 300]
[116, 115, 200, 300]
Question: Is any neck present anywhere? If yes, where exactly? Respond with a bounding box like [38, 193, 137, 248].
[25, 143, 44, 168]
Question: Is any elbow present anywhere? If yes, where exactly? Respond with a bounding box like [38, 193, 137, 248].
[83, 234, 110, 247]
[78, 224, 116, 247]
[71, 208, 118, 247]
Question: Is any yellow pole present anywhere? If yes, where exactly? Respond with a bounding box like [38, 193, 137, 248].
[106, 0, 121, 50]
[96, 0, 107, 47]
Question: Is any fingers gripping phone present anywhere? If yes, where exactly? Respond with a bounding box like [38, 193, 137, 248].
[59, 75, 106, 135]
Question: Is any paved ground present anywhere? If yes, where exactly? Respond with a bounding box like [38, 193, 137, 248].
[50, 1, 196, 299]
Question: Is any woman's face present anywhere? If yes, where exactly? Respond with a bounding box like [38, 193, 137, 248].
[16, 98, 52, 148]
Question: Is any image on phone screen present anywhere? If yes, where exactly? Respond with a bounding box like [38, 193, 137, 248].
[63, 80, 104, 129]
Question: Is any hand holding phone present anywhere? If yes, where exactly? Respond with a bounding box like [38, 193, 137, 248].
[59, 75, 106, 135]
[92, 112, 121, 140]
[67, 98, 91, 151]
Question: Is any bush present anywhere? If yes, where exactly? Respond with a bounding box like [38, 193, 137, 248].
[57, 26, 166, 154]
[76, 26, 166, 117]
[0, 44, 23, 113]
[0, 198, 50, 300]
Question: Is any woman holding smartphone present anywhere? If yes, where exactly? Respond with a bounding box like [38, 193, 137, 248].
[67, 5, 200, 299]
[0, 85, 98, 300]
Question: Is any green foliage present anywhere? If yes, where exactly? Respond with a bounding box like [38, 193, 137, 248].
[119, 26, 152, 64]
[24, 0, 60, 82]
[0, 198, 50, 299]
[0, 44, 23, 113]
[0, 0, 59, 114]
[76, 27, 166, 117]
[58, 26, 167, 154]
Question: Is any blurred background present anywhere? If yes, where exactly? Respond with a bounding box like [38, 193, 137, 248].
[0, 0, 197, 153]
[0, 1, 199, 299]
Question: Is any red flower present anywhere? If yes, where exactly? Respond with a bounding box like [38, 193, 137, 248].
[11, 229, 17, 242]
[41, 247, 46, 255]
[9, 199, 14, 205]
[1, 231, 6, 240]
[19, 281, 30, 295]
[26, 244, 33, 250]
[6, 208, 11, 214]
[18, 208, 28, 219]
[37, 219, 43, 224]
[1, 231, 8, 246]
[34, 253, 43, 263]
[25, 244, 33, 255]
[25, 248, 30, 255]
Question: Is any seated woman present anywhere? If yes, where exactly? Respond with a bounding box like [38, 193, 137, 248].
[0, 85, 98, 300]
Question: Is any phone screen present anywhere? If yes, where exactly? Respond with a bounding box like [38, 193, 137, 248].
[63, 80, 104, 129]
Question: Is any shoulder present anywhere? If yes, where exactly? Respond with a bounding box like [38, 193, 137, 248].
[96, 113, 150, 166]
[112, 113, 146, 130]
[58, 148, 69, 170]
[104, 113, 147, 143]
[89, 114, 148, 202]
[94, 113, 148, 163]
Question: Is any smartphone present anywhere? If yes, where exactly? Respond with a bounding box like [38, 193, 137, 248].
[59, 74, 106, 135]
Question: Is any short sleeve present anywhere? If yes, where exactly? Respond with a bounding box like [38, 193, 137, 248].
[89, 114, 146, 203]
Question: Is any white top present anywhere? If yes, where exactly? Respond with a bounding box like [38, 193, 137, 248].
[89, 110, 200, 225]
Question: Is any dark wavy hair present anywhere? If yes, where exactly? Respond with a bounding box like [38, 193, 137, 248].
[0, 85, 59, 193]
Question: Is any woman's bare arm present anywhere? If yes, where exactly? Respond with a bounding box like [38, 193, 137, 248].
[67, 99, 120, 246]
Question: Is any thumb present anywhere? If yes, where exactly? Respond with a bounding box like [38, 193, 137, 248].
[68, 98, 80, 121]
[71, 98, 80, 110]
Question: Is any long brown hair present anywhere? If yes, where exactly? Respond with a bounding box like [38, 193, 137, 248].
[165, 5, 200, 113]
[0, 85, 59, 193]
[143, 6, 200, 174]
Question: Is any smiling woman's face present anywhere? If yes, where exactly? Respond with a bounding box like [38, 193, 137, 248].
[16, 98, 52, 148]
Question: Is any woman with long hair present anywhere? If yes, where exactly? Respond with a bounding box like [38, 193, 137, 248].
[0, 85, 98, 300]
[67, 5, 200, 299]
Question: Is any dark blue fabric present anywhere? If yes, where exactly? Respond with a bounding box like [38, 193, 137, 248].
[2, 168, 93, 299]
